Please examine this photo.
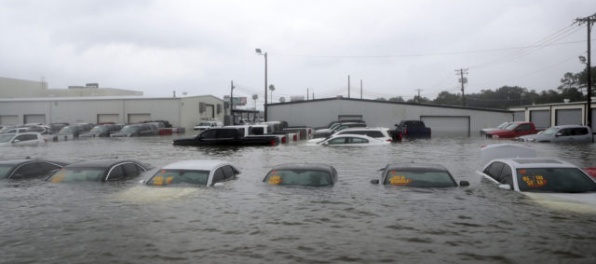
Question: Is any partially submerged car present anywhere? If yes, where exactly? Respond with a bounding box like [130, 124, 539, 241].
[370, 162, 469, 187]
[263, 163, 338, 187]
[0, 132, 47, 146]
[52, 123, 93, 140]
[480, 121, 511, 136]
[110, 123, 159, 137]
[313, 134, 390, 146]
[48, 159, 150, 183]
[0, 158, 68, 180]
[80, 124, 124, 138]
[477, 157, 596, 206]
[516, 125, 593, 143]
[145, 160, 240, 187]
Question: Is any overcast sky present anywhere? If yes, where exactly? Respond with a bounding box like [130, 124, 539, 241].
[1, 0, 595, 107]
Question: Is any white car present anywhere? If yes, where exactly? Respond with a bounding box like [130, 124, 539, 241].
[516, 125, 593, 143]
[193, 121, 223, 131]
[144, 160, 240, 187]
[315, 134, 391, 146]
[0, 132, 47, 146]
[477, 157, 596, 207]
[334, 127, 393, 142]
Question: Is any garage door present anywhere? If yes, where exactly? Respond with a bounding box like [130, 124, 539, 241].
[128, 114, 151, 124]
[421, 116, 470, 137]
[513, 111, 525, 121]
[555, 109, 581, 126]
[98, 114, 120, 124]
[24, 114, 46, 124]
[0, 115, 19, 125]
[529, 110, 550, 130]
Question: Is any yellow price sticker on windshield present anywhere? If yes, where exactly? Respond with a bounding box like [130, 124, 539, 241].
[268, 175, 282, 185]
[152, 176, 164, 186]
[522, 175, 547, 188]
[389, 175, 412, 186]
[50, 171, 66, 183]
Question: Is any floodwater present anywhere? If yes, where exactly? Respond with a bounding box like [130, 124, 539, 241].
[1, 135, 596, 264]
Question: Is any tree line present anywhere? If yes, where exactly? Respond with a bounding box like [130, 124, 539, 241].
[376, 66, 596, 109]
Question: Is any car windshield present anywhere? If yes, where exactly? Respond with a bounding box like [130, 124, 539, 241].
[264, 169, 332, 186]
[0, 164, 17, 178]
[146, 169, 210, 186]
[0, 134, 14, 143]
[198, 122, 214, 126]
[58, 126, 73, 134]
[120, 126, 139, 133]
[49, 168, 105, 182]
[516, 168, 596, 193]
[90, 126, 108, 133]
[497, 122, 510, 129]
[383, 169, 457, 187]
[504, 123, 519, 131]
[540, 127, 559, 136]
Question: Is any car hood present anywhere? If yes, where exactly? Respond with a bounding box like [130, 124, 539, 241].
[523, 192, 596, 212]
[517, 134, 551, 141]
[486, 129, 511, 135]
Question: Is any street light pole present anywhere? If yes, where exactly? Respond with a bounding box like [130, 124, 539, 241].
[256, 48, 268, 121]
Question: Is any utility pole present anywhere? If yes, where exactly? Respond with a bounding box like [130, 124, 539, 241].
[307, 88, 309, 100]
[360, 79, 363, 99]
[577, 13, 595, 134]
[455, 69, 469, 106]
[415, 88, 423, 104]
[230, 81, 234, 116]
[348, 75, 351, 98]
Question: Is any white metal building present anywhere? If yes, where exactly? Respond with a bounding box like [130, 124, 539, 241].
[0, 95, 225, 132]
[510, 100, 595, 131]
[267, 97, 513, 137]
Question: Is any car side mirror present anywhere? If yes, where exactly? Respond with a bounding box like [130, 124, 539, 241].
[555, 133, 562, 137]
[370, 179, 379, 184]
[498, 184, 512, 190]
[459, 180, 470, 187]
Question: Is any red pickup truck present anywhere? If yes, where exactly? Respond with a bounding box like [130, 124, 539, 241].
[485, 121, 538, 139]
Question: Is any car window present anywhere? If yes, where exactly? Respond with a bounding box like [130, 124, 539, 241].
[327, 137, 346, 144]
[366, 131, 384, 137]
[348, 137, 368, 144]
[146, 169, 210, 186]
[199, 129, 217, 139]
[13, 162, 61, 179]
[516, 168, 596, 193]
[484, 162, 505, 182]
[107, 165, 126, 181]
[222, 165, 237, 180]
[572, 127, 588, 135]
[217, 129, 237, 138]
[122, 163, 144, 179]
[500, 164, 513, 187]
[383, 169, 456, 187]
[49, 168, 105, 182]
[212, 168, 225, 184]
[264, 169, 332, 186]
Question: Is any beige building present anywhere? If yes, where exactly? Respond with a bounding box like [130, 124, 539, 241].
[0, 76, 142, 98]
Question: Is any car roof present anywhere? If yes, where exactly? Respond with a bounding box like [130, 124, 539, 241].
[339, 127, 389, 131]
[489, 158, 579, 169]
[551, 125, 588, 129]
[64, 159, 146, 169]
[270, 163, 336, 172]
[385, 162, 449, 171]
[0, 158, 68, 166]
[160, 160, 235, 171]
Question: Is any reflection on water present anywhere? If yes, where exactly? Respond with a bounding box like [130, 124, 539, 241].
[1, 136, 596, 263]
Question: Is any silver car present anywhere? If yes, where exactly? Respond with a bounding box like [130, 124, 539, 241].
[516, 125, 593, 143]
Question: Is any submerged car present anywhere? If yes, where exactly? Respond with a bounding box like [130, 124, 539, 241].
[80, 124, 124, 138]
[263, 163, 338, 187]
[145, 160, 240, 187]
[334, 127, 394, 142]
[516, 125, 593, 143]
[314, 134, 390, 146]
[110, 123, 159, 137]
[48, 159, 150, 183]
[0, 132, 46, 146]
[0, 158, 68, 180]
[52, 123, 94, 140]
[370, 162, 469, 187]
[477, 157, 596, 206]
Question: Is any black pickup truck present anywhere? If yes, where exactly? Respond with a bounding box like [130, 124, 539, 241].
[173, 127, 280, 146]
[391, 120, 431, 140]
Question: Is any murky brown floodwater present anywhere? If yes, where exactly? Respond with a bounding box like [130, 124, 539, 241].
[1, 135, 596, 264]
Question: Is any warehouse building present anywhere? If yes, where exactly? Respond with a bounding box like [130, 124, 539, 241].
[0, 96, 226, 132]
